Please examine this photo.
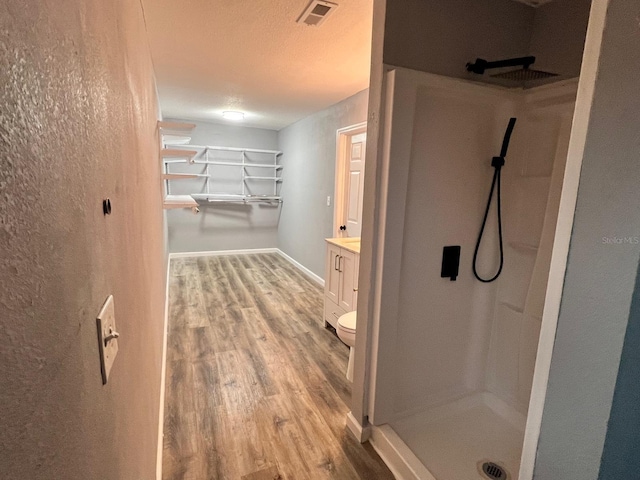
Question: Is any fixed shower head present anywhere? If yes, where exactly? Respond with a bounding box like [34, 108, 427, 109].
[466, 56, 535, 75]
[466, 56, 558, 85]
[490, 67, 558, 82]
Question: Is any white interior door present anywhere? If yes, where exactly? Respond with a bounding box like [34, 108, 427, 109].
[343, 132, 366, 237]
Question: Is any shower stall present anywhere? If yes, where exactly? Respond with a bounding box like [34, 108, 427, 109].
[352, 1, 596, 478]
[364, 68, 579, 480]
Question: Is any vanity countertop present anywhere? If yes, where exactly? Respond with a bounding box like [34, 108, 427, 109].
[326, 237, 361, 254]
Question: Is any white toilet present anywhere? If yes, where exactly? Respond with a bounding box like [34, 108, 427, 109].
[336, 311, 357, 381]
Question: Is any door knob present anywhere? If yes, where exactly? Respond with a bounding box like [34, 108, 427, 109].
[339, 225, 346, 231]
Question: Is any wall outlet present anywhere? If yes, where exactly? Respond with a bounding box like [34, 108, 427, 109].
[96, 295, 119, 385]
[327, 195, 331, 207]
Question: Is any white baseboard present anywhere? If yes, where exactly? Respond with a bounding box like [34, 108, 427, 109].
[276, 249, 325, 287]
[370, 425, 436, 480]
[169, 248, 278, 259]
[156, 257, 171, 480]
[346, 412, 371, 443]
[168, 248, 325, 288]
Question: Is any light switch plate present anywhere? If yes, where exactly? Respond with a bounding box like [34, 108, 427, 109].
[96, 295, 119, 385]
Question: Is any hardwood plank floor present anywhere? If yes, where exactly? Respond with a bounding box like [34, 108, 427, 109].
[162, 253, 394, 480]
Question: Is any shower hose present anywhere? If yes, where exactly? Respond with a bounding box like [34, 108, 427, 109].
[472, 118, 517, 283]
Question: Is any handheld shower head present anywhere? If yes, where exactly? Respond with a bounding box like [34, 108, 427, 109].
[500, 117, 517, 158]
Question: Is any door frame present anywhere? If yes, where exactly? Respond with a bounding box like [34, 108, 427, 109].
[333, 122, 367, 237]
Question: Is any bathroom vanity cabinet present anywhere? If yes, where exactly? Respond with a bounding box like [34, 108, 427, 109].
[324, 238, 360, 328]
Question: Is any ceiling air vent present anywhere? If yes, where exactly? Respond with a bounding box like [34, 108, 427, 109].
[297, 0, 338, 26]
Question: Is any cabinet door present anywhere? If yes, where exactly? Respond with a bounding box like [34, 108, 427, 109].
[338, 249, 357, 312]
[353, 252, 359, 310]
[325, 243, 341, 304]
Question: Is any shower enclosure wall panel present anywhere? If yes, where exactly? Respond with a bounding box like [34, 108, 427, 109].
[392, 86, 517, 416]
[367, 68, 519, 425]
[367, 68, 577, 480]
[485, 92, 576, 414]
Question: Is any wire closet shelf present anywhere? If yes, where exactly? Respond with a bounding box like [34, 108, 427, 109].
[162, 144, 284, 205]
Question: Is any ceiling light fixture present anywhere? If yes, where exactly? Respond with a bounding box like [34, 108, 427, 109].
[222, 111, 245, 121]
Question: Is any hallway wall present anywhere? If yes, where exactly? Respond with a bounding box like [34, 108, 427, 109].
[534, 0, 640, 477]
[165, 119, 280, 253]
[277, 89, 369, 277]
[0, 1, 165, 479]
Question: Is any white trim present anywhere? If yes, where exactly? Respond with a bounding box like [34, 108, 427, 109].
[368, 68, 428, 424]
[346, 411, 371, 443]
[167, 248, 324, 287]
[519, 2, 609, 478]
[156, 257, 171, 480]
[333, 122, 368, 237]
[276, 250, 325, 287]
[369, 425, 437, 480]
[168, 248, 278, 259]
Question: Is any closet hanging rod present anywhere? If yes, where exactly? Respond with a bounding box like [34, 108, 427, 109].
[199, 161, 283, 168]
[190, 194, 282, 204]
[204, 199, 282, 204]
[163, 159, 284, 169]
[191, 193, 281, 200]
[244, 176, 283, 181]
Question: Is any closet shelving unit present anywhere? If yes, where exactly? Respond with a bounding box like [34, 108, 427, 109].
[158, 121, 200, 213]
[163, 144, 284, 205]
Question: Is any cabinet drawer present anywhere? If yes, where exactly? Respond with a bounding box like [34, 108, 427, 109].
[324, 298, 347, 329]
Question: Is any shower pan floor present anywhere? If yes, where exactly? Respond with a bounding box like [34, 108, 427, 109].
[391, 394, 525, 480]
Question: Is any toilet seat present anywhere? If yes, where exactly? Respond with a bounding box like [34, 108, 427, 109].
[337, 311, 357, 348]
[336, 311, 357, 381]
[338, 310, 356, 332]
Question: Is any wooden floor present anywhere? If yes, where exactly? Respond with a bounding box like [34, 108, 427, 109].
[162, 253, 394, 480]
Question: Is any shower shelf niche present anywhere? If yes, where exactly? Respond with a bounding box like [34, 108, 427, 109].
[499, 301, 525, 314]
[507, 241, 539, 254]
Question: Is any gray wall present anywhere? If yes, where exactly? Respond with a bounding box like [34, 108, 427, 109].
[0, 0, 165, 479]
[529, 0, 592, 80]
[277, 89, 369, 277]
[382, 0, 590, 84]
[165, 120, 280, 253]
[383, 0, 534, 79]
[534, 0, 640, 478]
[599, 263, 640, 479]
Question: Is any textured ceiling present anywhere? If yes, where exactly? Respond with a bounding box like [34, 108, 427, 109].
[141, 0, 373, 130]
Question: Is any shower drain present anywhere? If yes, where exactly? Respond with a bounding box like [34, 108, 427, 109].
[480, 461, 508, 480]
